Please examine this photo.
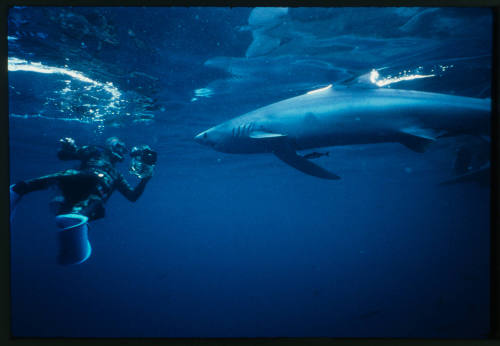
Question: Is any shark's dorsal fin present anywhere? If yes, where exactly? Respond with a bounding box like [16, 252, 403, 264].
[249, 131, 286, 139]
[340, 70, 379, 89]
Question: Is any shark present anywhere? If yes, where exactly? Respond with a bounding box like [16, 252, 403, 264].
[194, 82, 490, 179]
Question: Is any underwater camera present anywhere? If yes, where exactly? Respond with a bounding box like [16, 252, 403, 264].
[129, 145, 157, 179]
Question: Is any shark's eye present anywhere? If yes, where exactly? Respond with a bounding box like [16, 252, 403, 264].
[203, 133, 207, 139]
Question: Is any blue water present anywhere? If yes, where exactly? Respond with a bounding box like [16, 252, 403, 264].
[8, 7, 492, 338]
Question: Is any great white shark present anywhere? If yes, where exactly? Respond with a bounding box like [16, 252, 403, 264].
[194, 82, 490, 179]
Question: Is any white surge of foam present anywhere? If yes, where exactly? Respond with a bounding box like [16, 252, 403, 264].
[370, 69, 436, 87]
[8, 57, 122, 102]
[369, 68, 435, 87]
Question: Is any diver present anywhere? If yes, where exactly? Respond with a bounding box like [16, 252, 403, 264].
[9, 136, 157, 265]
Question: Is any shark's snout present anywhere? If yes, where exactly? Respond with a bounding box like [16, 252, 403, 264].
[194, 130, 216, 148]
[194, 131, 206, 143]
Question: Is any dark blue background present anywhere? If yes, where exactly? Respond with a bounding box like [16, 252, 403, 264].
[8, 7, 491, 338]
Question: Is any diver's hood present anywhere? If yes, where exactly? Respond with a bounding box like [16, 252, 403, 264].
[106, 137, 128, 162]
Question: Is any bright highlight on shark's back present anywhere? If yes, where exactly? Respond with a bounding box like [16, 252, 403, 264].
[194, 76, 490, 180]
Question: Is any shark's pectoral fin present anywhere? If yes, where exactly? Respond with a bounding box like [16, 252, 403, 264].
[249, 131, 340, 179]
[398, 126, 438, 153]
[272, 143, 340, 180]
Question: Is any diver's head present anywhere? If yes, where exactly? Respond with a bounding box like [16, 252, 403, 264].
[105, 137, 128, 162]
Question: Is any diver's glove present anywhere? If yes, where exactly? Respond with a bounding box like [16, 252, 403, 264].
[59, 137, 77, 152]
[141, 168, 154, 181]
[134, 161, 155, 181]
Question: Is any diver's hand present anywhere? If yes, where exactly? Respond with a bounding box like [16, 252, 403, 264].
[59, 137, 77, 150]
[141, 165, 155, 181]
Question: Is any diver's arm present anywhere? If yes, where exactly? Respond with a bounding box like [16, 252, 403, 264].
[116, 174, 151, 202]
[57, 138, 98, 161]
[57, 137, 80, 160]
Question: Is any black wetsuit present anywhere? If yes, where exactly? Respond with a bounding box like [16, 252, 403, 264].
[11, 144, 150, 221]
